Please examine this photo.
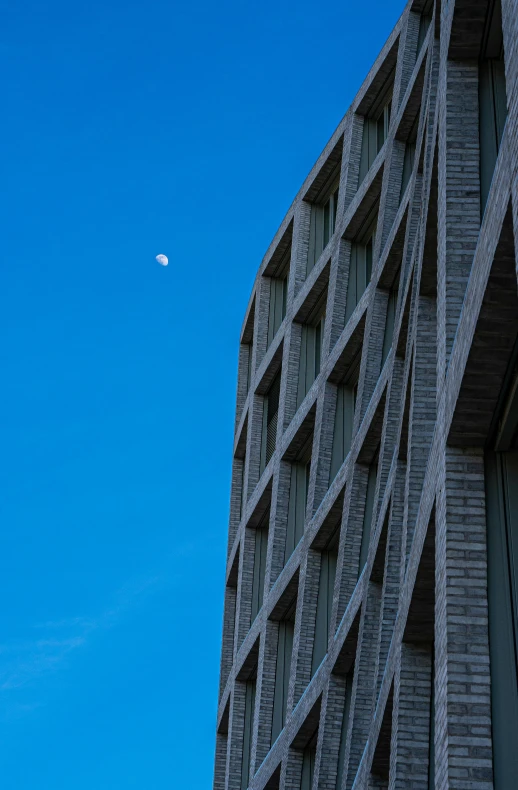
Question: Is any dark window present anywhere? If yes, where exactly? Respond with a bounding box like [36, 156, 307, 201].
[381, 267, 401, 366]
[330, 353, 361, 482]
[251, 510, 269, 623]
[286, 460, 311, 562]
[297, 290, 327, 408]
[400, 109, 420, 202]
[359, 455, 379, 576]
[300, 743, 316, 790]
[271, 596, 297, 743]
[267, 247, 290, 348]
[359, 78, 393, 184]
[346, 205, 378, 323]
[312, 534, 339, 675]
[307, 182, 340, 276]
[417, 0, 433, 53]
[260, 373, 281, 473]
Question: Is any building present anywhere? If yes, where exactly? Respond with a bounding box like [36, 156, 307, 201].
[214, 0, 518, 787]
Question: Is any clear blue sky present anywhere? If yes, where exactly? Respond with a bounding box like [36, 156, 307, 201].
[0, 1, 402, 787]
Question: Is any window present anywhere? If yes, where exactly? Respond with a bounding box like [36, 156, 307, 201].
[485, 368, 518, 787]
[260, 372, 281, 473]
[251, 511, 269, 623]
[307, 182, 340, 276]
[359, 79, 393, 184]
[246, 346, 253, 393]
[285, 460, 311, 562]
[400, 111, 420, 201]
[359, 454, 379, 576]
[267, 249, 290, 348]
[312, 534, 339, 675]
[330, 354, 361, 482]
[417, 0, 433, 53]
[271, 597, 297, 743]
[479, 0, 507, 212]
[381, 268, 401, 365]
[241, 674, 257, 790]
[240, 301, 255, 398]
[300, 740, 317, 790]
[297, 291, 327, 408]
[345, 205, 378, 323]
[240, 461, 247, 520]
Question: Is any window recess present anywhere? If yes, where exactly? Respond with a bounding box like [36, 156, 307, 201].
[400, 109, 420, 201]
[300, 736, 317, 790]
[345, 203, 379, 323]
[330, 351, 361, 483]
[285, 433, 313, 564]
[311, 528, 340, 675]
[358, 448, 380, 577]
[260, 371, 281, 474]
[250, 508, 270, 623]
[271, 595, 297, 743]
[267, 246, 290, 348]
[381, 266, 401, 366]
[297, 289, 327, 408]
[417, 0, 433, 53]
[307, 178, 340, 277]
[359, 76, 393, 184]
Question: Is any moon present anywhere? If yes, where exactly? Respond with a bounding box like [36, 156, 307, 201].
[156, 254, 168, 267]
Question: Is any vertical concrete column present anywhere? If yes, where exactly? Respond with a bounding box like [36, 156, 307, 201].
[288, 551, 320, 711]
[251, 622, 278, 774]
[334, 466, 369, 629]
[434, 447, 493, 790]
[404, 295, 437, 563]
[235, 528, 256, 650]
[226, 684, 246, 790]
[228, 457, 245, 551]
[255, 275, 273, 370]
[219, 584, 237, 696]
[397, 11, 422, 105]
[389, 643, 432, 790]
[280, 750, 304, 790]
[292, 201, 312, 299]
[315, 675, 348, 789]
[438, 60, 481, 371]
[341, 115, 365, 217]
[265, 461, 291, 591]
[214, 730, 229, 790]
[326, 239, 352, 350]
[501, 0, 518, 102]
[344, 584, 383, 790]
[375, 464, 405, 700]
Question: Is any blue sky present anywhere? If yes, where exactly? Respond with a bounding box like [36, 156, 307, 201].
[0, 1, 402, 786]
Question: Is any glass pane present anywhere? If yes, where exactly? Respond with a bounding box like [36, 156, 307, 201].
[366, 238, 373, 282]
[324, 198, 331, 248]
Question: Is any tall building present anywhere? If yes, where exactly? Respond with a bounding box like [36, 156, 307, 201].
[214, 0, 518, 788]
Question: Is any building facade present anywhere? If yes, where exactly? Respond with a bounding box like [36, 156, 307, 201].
[214, 0, 518, 788]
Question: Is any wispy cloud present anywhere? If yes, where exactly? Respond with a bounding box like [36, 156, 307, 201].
[0, 573, 163, 702]
[0, 539, 199, 721]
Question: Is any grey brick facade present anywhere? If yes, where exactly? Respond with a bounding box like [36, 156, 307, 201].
[214, 1, 518, 788]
